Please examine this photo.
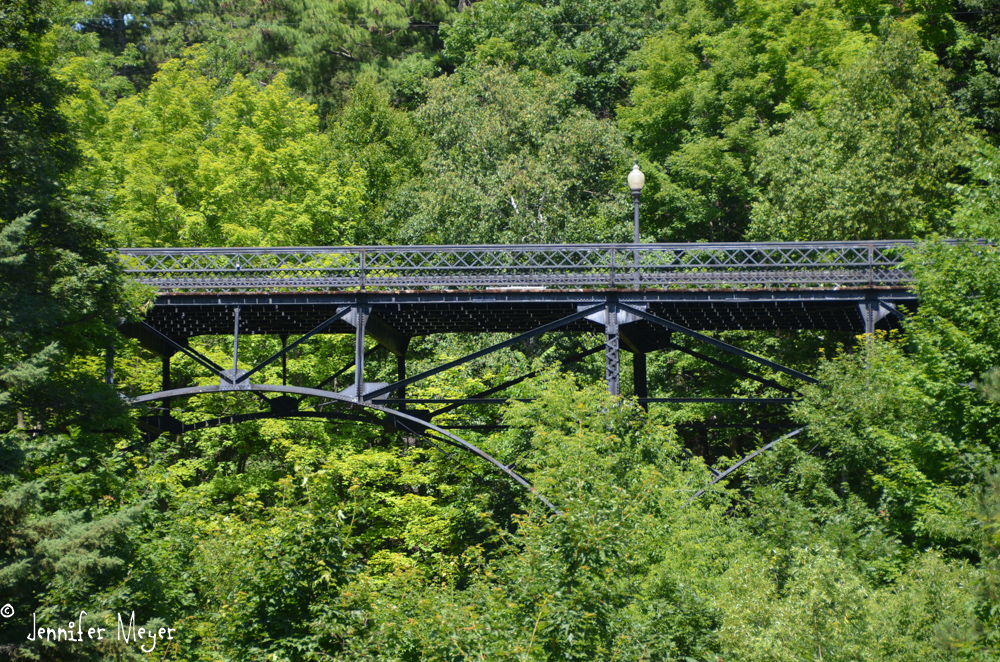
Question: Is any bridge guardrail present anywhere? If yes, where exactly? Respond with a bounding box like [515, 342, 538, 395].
[115, 241, 922, 293]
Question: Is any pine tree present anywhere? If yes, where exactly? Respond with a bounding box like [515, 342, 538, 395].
[1, 1, 142, 656]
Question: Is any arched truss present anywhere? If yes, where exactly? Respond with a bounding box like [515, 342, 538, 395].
[685, 426, 807, 504]
[130, 384, 561, 514]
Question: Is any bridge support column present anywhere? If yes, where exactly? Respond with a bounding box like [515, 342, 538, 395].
[859, 300, 889, 336]
[105, 344, 115, 386]
[396, 353, 406, 411]
[606, 300, 620, 396]
[280, 334, 288, 386]
[354, 305, 370, 402]
[161, 356, 171, 414]
[634, 350, 647, 409]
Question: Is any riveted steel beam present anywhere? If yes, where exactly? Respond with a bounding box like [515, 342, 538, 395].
[354, 305, 369, 402]
[137, 321, 226, 379]
[858, 299, 893, 335]
[427, 345, 604, 418]
[366, 313, 410, 358]
[606, 298, 620, 396]
[378, 397, 793, 405]
[314, 345, 379, 392]
[236, 308, 351, 384]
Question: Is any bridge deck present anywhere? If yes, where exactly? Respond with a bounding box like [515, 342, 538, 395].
[139, 288, 914, 342]
[121, 241, 919, 341]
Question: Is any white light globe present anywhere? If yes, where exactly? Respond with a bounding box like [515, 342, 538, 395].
[627, 163, 645, 192]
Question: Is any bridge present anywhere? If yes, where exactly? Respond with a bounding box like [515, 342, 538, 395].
[114, 241, 919, 509]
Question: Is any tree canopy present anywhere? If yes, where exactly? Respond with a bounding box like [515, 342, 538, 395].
[1, 0, 999, 659]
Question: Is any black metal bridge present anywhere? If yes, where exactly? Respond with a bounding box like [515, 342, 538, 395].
[115, 241, 919, 509]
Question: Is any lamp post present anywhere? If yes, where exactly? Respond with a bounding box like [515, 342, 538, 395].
[628, 162, 645, 244]
[627, 163, 645, 288]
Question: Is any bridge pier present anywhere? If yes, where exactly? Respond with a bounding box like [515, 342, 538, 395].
[396, 353, 406, 411]
[161, 355, 171, 414]
[605, 300, 620, 396]
[634, 350, 647, 409]
[353, 305, 369, 402]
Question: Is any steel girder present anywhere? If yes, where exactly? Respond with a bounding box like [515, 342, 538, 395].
[617, 303, 818, 384]
[125, 295, 829, 417]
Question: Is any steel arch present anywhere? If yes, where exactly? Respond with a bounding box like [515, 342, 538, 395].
[129, 383, 561, 514]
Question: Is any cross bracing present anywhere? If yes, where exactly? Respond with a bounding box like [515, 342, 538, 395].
[113, 240, 938, 509]
[117, 240, 916, 292]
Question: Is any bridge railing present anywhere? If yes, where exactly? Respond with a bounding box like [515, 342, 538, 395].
[116, 241, 918, 293]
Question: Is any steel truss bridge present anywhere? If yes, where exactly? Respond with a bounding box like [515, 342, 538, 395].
[115, 241, 919, 510]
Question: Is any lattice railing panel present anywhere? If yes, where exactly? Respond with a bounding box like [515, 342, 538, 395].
[116, 242, 923, 293]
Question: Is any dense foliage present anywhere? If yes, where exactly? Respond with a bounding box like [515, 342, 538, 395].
[1, 0, 999, 659]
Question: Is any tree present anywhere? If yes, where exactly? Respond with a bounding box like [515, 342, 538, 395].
[254, 0, 453, 113]
[950, 139, 1000, 239]
[64, 0, 453, 114]
[947, 0, 1000, 140]
[384, 66, 633, 245]
[441, 0, 660, 114]
[1, 2, 143, 657]
[320, 374, 723, 661]
[620, 0, 877, 240]
[750, 22, 971, 240]
[84, 47, 365, 247]
[329, 75, 427, 244]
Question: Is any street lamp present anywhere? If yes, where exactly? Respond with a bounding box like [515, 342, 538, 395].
[627, 162, 645, 244]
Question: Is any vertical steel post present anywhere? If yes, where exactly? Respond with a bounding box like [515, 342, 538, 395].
[280, 334, 288, 386]
[862, 302, 877, 336]
[354, 305, 369, 402]
[105, 344, 115, 386]
[634, 350, 647, 410]
[609, 246, 616, 288]
[396, 353, 406, 411]
[868, 243, 874, 288]
[359, 250, 366, 291]
[605, 299, 620, 396]
[232, 306, 241, 380]
[161, 355, 171, 414]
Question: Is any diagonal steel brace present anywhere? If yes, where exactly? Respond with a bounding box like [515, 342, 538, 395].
[236, 308, 350, 384]
[618, 304, 817, 384]
[428, 345, 605, 418]
[686, 427, 807, 504]
[139, 322, 228, 380]
[666, 342, 796, 394]
[313, 345, 380, 393]
[363, 305, 604, 401]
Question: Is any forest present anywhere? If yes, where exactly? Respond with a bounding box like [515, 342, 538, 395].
[1, 0, 1000, 658]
